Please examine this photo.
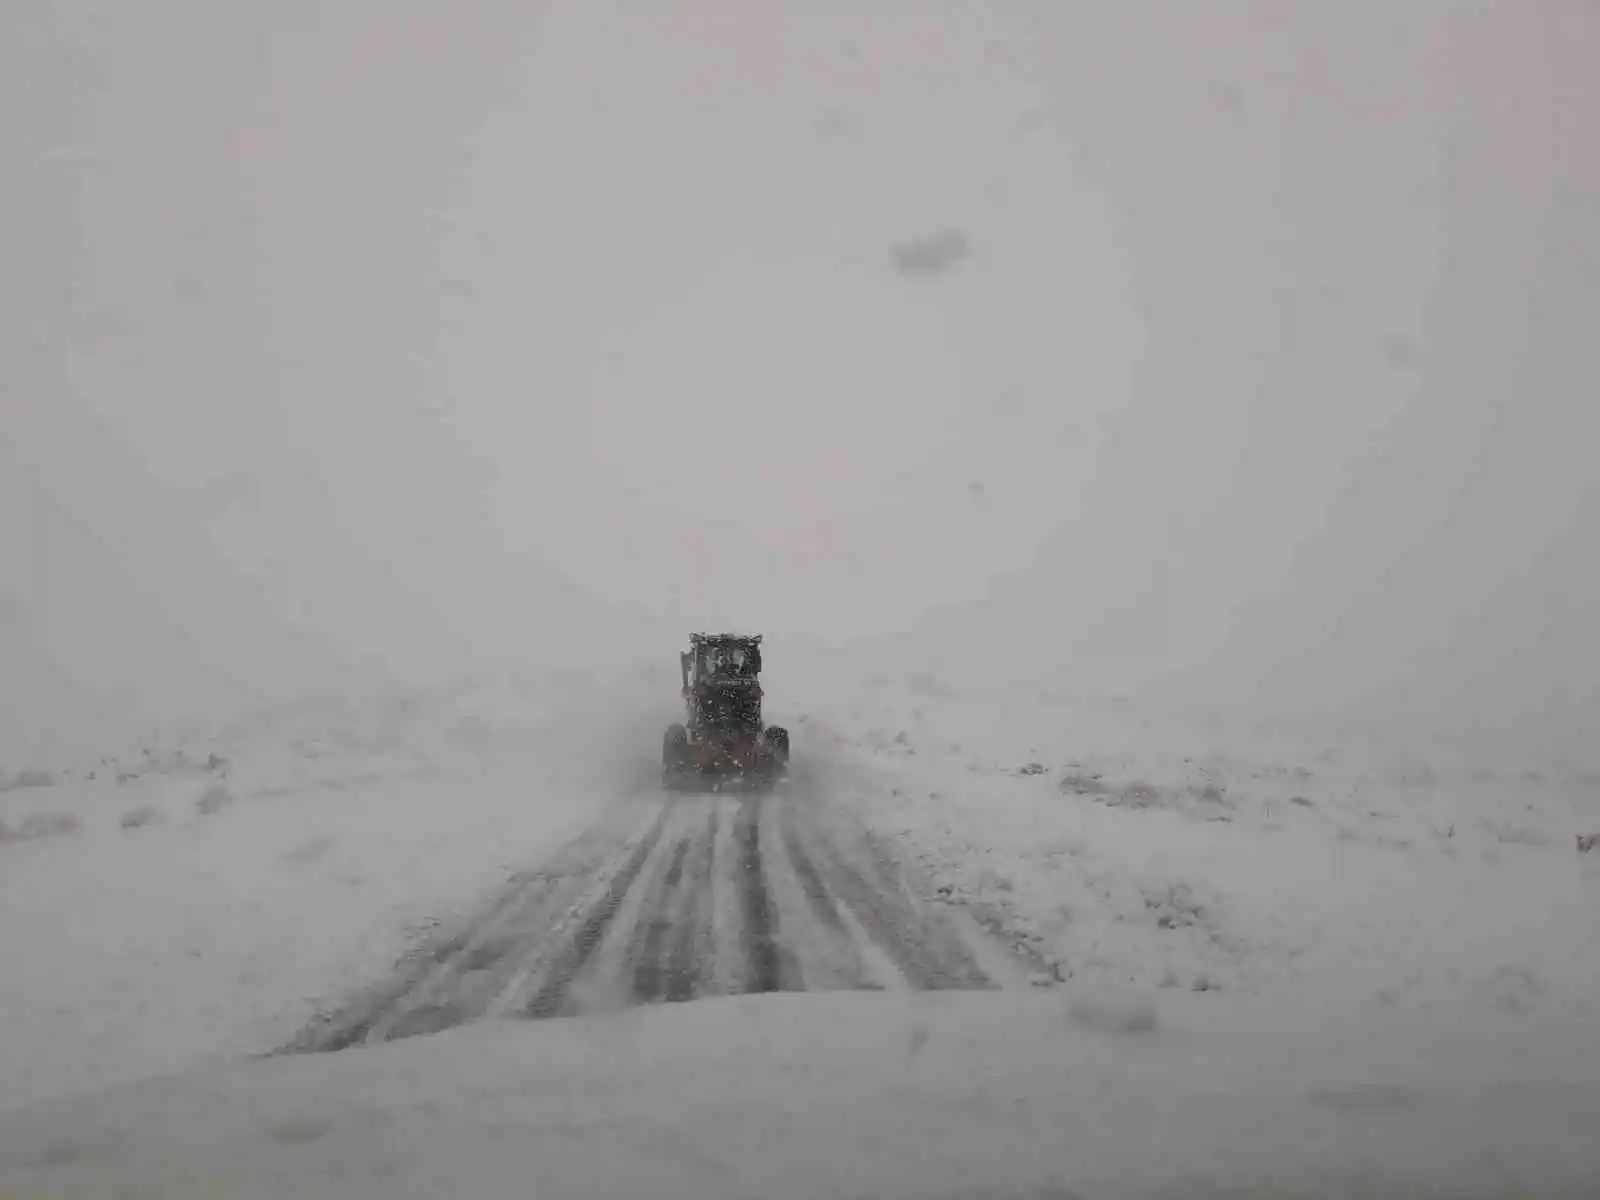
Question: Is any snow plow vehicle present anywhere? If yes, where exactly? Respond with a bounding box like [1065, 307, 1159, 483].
[663, 633, 790, 791]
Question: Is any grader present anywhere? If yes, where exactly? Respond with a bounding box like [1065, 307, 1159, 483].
[662, 633, 790, 791]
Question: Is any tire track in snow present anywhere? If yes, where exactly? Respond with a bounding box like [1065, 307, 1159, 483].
[520, 800, 676, 1019]
[629, 836, 692, 1003]
[283, 782, 1031, 1056]
[662, 807, 718, 1003]
[284, 816, 639, 1052]
[781, 810, 847, 934]
[807, 827, 994, 991]
[735, 794, 783, 994]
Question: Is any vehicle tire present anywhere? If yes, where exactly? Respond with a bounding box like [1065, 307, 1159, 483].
[664, 724, 688, 762]
[662, 724, 689, 790]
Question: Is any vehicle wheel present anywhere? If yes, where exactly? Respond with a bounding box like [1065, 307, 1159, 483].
[663, 723, 688, 763]
[765, 725, 790, 765]
[662, 724, 689, 790]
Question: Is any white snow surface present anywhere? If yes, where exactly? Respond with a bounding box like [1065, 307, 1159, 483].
[790, 674, 1600, 1029]
[4, 666, 1599, 1196]
[0, 669, 664, 1106]
[2, 993, 1598, 1198]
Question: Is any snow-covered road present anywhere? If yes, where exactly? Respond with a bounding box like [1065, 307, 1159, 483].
[287, 770, 1033, 1055]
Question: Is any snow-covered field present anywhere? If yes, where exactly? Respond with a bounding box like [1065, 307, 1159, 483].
[5, 667, 1598, 1120]
[0, 670, 667, 1106]
[795, 673, 1600, 1031]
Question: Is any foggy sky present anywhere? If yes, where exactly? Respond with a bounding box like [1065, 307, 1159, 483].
[6, 1, 1597, 756]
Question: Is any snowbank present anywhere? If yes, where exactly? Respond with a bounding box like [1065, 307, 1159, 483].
[2, 990, 1597, 1198]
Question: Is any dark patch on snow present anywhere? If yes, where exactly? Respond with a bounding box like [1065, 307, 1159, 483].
[888, 228, 971, 277]
[1306, 1083, 1421, 1112]
[196, 783, 236, 815]
[120, 805, 162, 830]
[1212, 82, 1245, 112]
[2, 769, 56, 793]
[1143, 883, 1205, 931]
[2, 812, 81, 842]
[1066, 993, 1159, 1036]
[1059, 773, 1111, 797]
[1115, 781, 1163, 809]
[1382, 334, 1421, 369]
[22, 1134, 124, 1169]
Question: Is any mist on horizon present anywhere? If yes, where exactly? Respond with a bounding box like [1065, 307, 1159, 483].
[6, 0, 1596, 761]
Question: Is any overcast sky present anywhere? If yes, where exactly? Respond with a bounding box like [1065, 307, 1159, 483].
[5, 0, 1597, 754]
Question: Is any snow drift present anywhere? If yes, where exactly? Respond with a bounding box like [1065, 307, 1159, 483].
[2, 991, 1598, 1199]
